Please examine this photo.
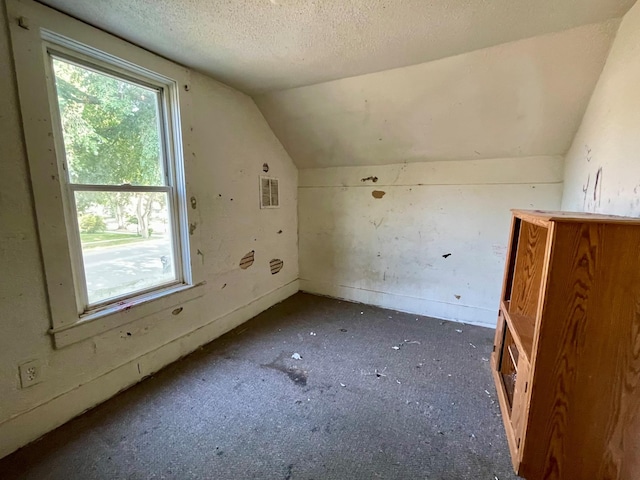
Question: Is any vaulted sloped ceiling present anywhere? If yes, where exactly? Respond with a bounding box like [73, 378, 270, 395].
[256, 21, 619, 168]
[40, 0, 634, 168]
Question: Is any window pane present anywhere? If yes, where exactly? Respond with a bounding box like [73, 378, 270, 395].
[52, 57, 165, 186]
[75, 191, 177, 306]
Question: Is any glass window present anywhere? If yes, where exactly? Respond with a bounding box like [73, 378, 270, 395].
[50, 55, 182, 309]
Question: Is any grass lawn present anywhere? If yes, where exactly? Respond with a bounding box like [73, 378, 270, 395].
[80, 232, 144, 249]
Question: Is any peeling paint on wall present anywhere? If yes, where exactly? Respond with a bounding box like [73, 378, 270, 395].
[172, 307, 183, 315]
[240, 251, 255, 269]
[371, 190, 386, 199]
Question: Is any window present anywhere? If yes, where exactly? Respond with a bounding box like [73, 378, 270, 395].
[49, 53, 182, 309]
[8, 0, 200, 347]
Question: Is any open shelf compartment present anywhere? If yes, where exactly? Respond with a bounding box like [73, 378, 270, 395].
[501, 217, 548, 363]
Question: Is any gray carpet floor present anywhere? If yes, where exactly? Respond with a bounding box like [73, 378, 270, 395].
[0, 293, 520, 480]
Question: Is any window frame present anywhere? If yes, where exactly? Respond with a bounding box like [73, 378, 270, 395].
[7, 0, 204, 348]
[45, 42, 187, 313]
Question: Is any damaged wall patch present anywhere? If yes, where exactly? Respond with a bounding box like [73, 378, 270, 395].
[240, 251, 255, 269]
[270, 258, 284, 274]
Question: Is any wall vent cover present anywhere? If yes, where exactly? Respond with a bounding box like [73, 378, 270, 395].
[260, 176, 280, 208]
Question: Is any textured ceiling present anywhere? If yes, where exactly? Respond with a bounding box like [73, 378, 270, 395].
[39, 0, 634, 94]
[256, 21, 619, 168]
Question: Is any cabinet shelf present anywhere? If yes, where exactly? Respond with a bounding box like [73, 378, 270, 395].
[501, 300, 534, 363]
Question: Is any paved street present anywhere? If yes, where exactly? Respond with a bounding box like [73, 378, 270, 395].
[82, 238, 175, 304]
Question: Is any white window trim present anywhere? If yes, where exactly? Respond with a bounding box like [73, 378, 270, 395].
[7, 0, 204, 348]
[45, 41, 188, 312]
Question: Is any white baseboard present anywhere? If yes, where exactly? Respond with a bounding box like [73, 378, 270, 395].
[300, 279, 496, 328]
[0, 280, 299, 459]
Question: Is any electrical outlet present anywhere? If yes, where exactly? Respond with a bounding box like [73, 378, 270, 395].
[19, 359, 43, 388]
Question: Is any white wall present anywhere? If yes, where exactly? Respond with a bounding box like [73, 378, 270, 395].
[0, 4, 297, 458]
[562, 1, 640, 216]
[299, 157, 563, 327]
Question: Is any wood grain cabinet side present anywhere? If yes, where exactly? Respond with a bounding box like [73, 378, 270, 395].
[492, 210, 640, 480]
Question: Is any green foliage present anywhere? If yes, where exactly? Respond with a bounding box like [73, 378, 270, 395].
[79, 214, 106, 233]
[53, 58, 166, 236]
[53, 58, 162, 187]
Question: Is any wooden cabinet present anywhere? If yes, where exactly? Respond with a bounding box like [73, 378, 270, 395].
[492, 210, 640, 480]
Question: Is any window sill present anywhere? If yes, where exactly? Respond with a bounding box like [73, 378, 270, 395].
[49, 281, 207, 348]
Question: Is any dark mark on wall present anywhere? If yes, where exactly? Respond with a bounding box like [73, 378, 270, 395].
[270, 258, 284, 274]
[263, 163, 269, 173]
[594, 167, 603, 206]
[454, 295, 461, 300]
[582, 173, 591, 210]
[197, 249, 204, 264]
[189, 223, 197, 235]
[240, 251, 255, 269]
[190, 196, 197, 209]
[361, 176, 379, 183]
[172, 307, 183, 316]
[222, 283, 227, 289]
[372, 190, 386, 199]
[137, 363, 141, 374]
[585, 145, 592, 162]
[371, 218, 384, 229]
[442, 253, 452, 259]
[277, 230, 283, 234]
